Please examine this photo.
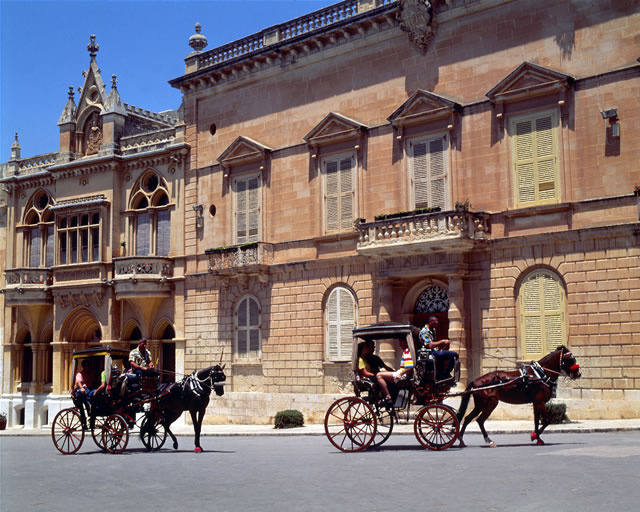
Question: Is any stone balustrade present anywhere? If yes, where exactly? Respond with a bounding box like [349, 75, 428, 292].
[113, 257, 174, 278]
[195, 0, 395, 71]
[356, 209, 490, 256]
[4, 268, 54, 287]
[120, 128, 176, 155]
[17, 152, 59, 171]
[207, 243, 274, 275]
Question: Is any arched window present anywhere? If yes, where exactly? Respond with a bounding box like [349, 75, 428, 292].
[326, 286, 356, 361]
[518, 268, 567, 359]
[235, 296, 261, 359]
[129, 172, 172, 257]
[22, 190, 54, 267]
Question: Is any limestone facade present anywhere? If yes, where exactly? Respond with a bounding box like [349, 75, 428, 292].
[2, 0, 639, 427]
[171, 0, 640, 422]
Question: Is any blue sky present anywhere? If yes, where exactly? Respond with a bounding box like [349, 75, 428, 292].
[0, 0, 338, 162]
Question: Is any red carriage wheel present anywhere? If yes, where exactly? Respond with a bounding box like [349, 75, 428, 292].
[101, 414, 130, 454]
[140, 414, 167, 451]
[414, 404, 459, 451]
[371, 406, 394, 448]
[324, 397, 377, 452]
[51, 408, 85, 455]
[91, 417, 107, 452]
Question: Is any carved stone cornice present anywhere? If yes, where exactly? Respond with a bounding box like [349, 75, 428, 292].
[170, 1, 400, 94]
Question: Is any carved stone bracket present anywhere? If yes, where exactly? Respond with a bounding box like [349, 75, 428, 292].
[397, 0, 437, 54]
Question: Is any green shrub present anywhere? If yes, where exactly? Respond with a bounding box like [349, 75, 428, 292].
[545, 402, 569, 424]
[274, 409, 304, 429]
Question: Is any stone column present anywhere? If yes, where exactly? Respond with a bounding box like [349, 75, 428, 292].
[32, 342, 46, 393]
[448, 276, 468, 383]
[376, 278, 393, 323]
[148, 340, 161, 368]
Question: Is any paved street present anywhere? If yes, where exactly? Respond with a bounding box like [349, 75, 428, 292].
[1, 431, 639, 512]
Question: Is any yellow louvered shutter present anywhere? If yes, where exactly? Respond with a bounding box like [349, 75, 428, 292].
[411, 135, 448, 210]
[326, 287, 356, 361]
[512, 111, 559, 206]
[520, 270, 566, 359]
[235, 174, 261, 244]
[324, 155, 354, 233]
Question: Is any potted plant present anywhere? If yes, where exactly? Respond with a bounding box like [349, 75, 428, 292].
[0, 411, 7, 430]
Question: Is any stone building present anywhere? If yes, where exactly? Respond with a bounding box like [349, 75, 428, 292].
[0, 37, 187, 427]
[170, 0, 639, 422]
[2, 0, 639, 428]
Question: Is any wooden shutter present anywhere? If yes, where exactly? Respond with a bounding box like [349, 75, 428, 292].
[412, 142, 429, 209]
[249, 298, 260, 353]
[326, 287, 355, 360]
[29, 228, 41, 268]
[325, 156, 354, 233]
[429, 137, 447, 210]
[513, 112, 558, 206]
[157, 210, 171, 257]
[325, 160, 339, 232]
[235, 175, 260, 244]
[236, 296, 260, 357]
[136, 213, 151, 256]
[339, 157, 353, 230]
[521, 270, 565, 358]
[411, 135, 447, 210]
[236, 299, 248, 356]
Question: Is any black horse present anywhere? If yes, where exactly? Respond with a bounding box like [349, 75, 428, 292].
[149, 365, 226, 452]
[456, 346, 581, 447]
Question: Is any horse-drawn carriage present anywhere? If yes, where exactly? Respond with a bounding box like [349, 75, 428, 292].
[51, 346, 227, 454]
[324, 322, 582, 452]
[51, 346, 169, 454]
[324, 323, 461, 452]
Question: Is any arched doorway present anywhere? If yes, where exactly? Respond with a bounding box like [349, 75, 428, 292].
[414, 285, 450, 340]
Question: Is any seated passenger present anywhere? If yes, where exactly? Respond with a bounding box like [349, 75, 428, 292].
[357, 341, 393, 406]
[363, 339, 394, 374]
[419, 316, 458, 381]
[374, 338, 414, 398]
[74, 360, 95, 427]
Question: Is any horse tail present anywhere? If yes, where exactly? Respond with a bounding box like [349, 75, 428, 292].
[456, 383, 475, 422]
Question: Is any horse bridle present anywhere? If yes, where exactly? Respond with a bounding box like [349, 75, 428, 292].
[544, 347, 579, 377]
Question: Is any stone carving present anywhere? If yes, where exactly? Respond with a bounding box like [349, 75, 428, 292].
[55, 269, 101, 282]
[397, 0, 437, 53]
[84, 111, 103, 155]
[56, 290, 104, 309]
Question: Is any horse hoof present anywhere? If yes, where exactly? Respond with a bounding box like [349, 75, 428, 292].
[530, 432, 537, 442]
[173, 442, 178, 450]
[489, 442, 497, 448]
[194, 447, 202, 453]
[459, 441, 466, 448]
[536, 439, 544, 446]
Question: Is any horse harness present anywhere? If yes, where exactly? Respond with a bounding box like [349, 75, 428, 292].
[183, 370, 212, 399]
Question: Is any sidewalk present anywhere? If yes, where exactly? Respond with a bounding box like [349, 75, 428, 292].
[2, 418, 640, 437]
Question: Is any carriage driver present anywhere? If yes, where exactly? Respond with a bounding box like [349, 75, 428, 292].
[419, 316, 458, 381]
[129, 338, 155, 375]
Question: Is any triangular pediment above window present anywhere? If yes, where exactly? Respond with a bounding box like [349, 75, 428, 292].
[217, 136, 272, 168]
[388, 90, 460, 127]
[487, 62, 574, 103]
[303, 112, 367, 146]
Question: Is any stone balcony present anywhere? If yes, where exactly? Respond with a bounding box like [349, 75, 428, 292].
[113, 256, 174, 298]
[3, 268, 54, 305]
[355, 209, 490, 257]
[206, 243, 274, 282]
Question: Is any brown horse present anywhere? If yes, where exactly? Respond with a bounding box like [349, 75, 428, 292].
[149, 365, 226, 452]
[456, 346, 581, 447]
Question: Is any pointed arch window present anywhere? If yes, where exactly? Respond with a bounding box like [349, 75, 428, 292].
[235, 295, 261, 359]
[518, 269, 567, 360]
[326, 286, 357, 361]
[21, 190, 55, 268]
[128, 172, 172, 257]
